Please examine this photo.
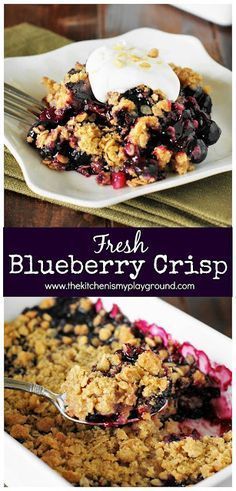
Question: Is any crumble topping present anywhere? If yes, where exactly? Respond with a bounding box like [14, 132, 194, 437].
[170, 65, 203, 89]
[5, 298, 232, 487]
[128, 115, 159, 148]
[171, 151, 193, 175]
[42, 77, 71, 110]
[153, 145, 173, 170]
[26, 52, 221, 189]
[62, 347, 169, 422]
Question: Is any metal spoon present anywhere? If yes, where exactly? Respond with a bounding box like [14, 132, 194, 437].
[4, 376, 167, 427]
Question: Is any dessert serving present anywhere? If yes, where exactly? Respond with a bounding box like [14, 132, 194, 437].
[5, 298, 232, 486]
[26, 43, 221, 189]
[62, 345, 171, 424]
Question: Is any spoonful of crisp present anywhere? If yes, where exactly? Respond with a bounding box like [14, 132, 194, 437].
[4, 344, 170, 427]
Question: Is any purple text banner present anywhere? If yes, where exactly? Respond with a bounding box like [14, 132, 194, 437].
[4, 227, 232, 297]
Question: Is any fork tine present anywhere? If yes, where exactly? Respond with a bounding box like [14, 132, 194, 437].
[4, 83, 44, 111]
[5, 110, 35, 125]
[4, 91, 42, 114]
[4, 104, 37, 125]
[4, 93, 40, 117]
[4, 82, 45, 125]
[6, 94, 43, 114]
[5, 98, 39, 120]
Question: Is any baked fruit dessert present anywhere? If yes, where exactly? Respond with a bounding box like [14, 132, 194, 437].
[5, 298, 232, 486]
[62, 345, 171, 424]
[26, 44, 221, 189]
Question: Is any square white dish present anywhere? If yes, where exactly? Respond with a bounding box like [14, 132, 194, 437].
[4, 27, 232, 209]
[4, 296, 232, 487]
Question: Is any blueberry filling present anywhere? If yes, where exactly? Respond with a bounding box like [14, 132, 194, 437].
[13, 299, 226, 428]
[26, 61, 221, 190]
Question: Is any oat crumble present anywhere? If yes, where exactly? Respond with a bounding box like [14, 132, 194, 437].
[26, 49, 221, 189]
[62, 347, 169, 423]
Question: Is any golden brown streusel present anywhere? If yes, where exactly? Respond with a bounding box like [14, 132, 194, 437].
[129, 116, 159, 148]
[171, 151, 194, 175]
[42, 77, 71, 110]
[170, 64, 203, 89]
[153, 145, 173, 170]
[62, 348, 168, 421]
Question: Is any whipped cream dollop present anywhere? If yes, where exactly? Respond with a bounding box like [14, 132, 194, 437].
[86, 43, 180, 103]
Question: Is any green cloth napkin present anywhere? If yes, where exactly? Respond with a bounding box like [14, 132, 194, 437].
[4, 23, 232, 227]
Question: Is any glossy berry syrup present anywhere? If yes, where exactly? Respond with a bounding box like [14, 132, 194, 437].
[27, 80, 221, 188]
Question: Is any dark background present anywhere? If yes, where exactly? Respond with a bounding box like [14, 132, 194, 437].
[4, 3, 232, 228]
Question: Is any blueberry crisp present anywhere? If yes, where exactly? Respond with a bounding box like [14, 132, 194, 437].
[5, 298, 232, 486]
[62, 346, 170, 424]
[26, 44, 221, 189]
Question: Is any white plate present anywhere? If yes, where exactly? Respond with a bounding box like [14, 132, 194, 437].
[176, 4, 232, 26]
[4, 28, 232, 209]
[4, 297, 232, 487]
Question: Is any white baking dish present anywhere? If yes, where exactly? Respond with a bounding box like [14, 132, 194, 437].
[4, 297, 232, 487]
